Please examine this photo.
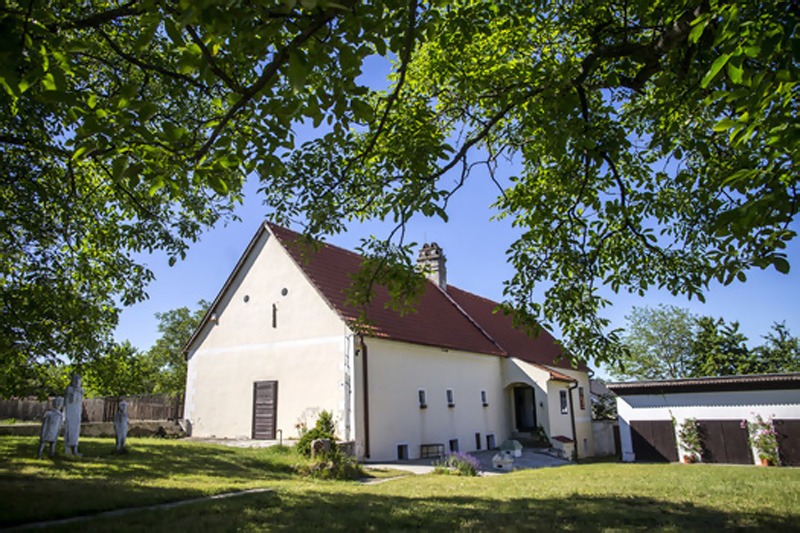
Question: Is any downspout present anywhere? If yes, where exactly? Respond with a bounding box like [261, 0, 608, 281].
[568, 380, 579, 462]
[360, 335, 371, 459]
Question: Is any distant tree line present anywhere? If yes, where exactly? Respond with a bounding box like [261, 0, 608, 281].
[606, 305, 800, 381]
[0, 301, 207, 399]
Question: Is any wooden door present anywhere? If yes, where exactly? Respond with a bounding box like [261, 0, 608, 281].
[630, 420, 678, 462]
[252, 381, 278, 440]
[697, 420, 752, 464]
[775, 419, 800, 466]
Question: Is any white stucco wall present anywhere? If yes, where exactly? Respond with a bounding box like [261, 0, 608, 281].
[592, 420, 618, 456]
[184, 230, 351, 440]
[502, 358, 551, 434]
[544, 366, 594, 459]
[615, 388, 800, 463]
[364, 338, 509, 462]
[500, 359, 595, 458]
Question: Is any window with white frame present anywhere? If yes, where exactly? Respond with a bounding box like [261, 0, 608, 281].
[446, 388, 455, 407]
[560, 390, 568, 414]
[578, 387, 586, 410]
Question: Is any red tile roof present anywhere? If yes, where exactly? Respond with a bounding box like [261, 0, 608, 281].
[269, 223, 504, 356]
[446, 286, 585, 371]
[269, 224, 583, 372]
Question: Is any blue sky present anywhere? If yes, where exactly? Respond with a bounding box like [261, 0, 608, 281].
[114, 56, 800, 377]
[115, 164, 800, 378]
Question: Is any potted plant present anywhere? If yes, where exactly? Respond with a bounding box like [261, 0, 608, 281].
[745, 415, 779, 466]
[677, 418, 703, 463]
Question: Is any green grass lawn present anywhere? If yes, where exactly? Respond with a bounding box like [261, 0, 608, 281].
[2, 436, 799, 531]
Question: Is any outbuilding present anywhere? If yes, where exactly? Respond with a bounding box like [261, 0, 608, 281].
[608, 374, 800, 466]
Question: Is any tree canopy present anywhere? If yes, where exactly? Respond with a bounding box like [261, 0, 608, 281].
[608, 306, 800, 380]
[2, 0, 798, 368]
[611, 305, 697, 380]
[142, 300, 207, 394]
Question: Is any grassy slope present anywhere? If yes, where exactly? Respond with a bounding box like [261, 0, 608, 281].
[2, 437, 798, 531]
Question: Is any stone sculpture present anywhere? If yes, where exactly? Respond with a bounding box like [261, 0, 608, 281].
[311, 438, 332, 459]
[37, 397, 64, 459]
[63, 373, 84, 456]
[114, 401, 129, 452]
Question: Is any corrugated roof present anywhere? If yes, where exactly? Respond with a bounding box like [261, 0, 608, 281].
[607, 373, 800, 395]
[269, 223, 580, 371]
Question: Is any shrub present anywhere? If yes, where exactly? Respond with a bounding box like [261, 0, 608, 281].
[433, 452, 481, 476]
[745, 414, 779, 465]
[295, 448, 364, 481]
[677, 418, 703, 461]
[296, 410, 337, 457]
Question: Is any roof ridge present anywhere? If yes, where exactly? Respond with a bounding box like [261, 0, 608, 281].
[432, 283, 507, 357]
[266, 222, 366, 262]
[448, 284, 503, 307]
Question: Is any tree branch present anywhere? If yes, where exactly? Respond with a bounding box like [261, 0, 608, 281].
[576, 3, 708, 91]
[49, 1, 143, 32]
[185, 24, 244, 94]
[97, 29, 209, 93]
[343, 0, 419, 175]
[192, 0, 357, 162]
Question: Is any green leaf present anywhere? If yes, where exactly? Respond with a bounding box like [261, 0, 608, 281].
[688, 19, 708, 44]
[41, 73, 57, 91]
[726, 60, 743, 84]
[112, 157, 128, 180]
[138, 102, 159, 122]
[287, 50, 309, 91]
[701, 53, 731, 88]
[164, 19, 185, 46]
[148, 177, 166, 195]
[774, 257, 790, 274]
[713, 118, 738, 132]
[135, 17, 161, 51]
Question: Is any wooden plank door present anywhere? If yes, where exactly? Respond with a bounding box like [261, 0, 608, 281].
[775, 419, 800, 466]
[630, 420, 678, 462]
[697, 420, 752, 464]
[252, 381, 278, 440]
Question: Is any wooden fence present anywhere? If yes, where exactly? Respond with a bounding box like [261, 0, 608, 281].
[0, 394, 183, 422]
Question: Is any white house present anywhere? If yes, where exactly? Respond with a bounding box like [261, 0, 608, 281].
[608, 374, 800, 466]
[182, 222, 595, 461]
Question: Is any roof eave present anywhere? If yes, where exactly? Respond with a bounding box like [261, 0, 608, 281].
[607, 373, 800, 395]
[181, 222, 270, 358]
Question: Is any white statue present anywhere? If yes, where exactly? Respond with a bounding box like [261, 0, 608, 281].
[37, 397, 64, 459]
[63, 373, 84, 456]
[114, 400, 129, 451]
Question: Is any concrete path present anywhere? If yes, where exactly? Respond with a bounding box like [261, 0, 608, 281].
[184, 436, 297, 448]
[8, 488, 273, 531]
[364, 448, 570, 476]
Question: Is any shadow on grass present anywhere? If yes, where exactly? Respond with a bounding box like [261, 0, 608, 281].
[40, 489, 795, 531]
[0, 437, 297, 527]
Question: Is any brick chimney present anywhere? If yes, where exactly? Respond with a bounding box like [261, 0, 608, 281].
[417, 243, 447, 289]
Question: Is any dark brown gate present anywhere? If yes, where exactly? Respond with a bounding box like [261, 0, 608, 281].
[697, 420, 752, 464]
[775, 419, 800, 466]
[630, 420, 678, 462]
[252, 381, 278, 440]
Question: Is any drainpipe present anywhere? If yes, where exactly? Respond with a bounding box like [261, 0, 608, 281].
[568, 380, 579, 462]
[360, 336, 371, 459]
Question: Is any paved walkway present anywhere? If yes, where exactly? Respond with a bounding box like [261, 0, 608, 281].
[364, 448, 570, 476]
[184, 436, 297, 448]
